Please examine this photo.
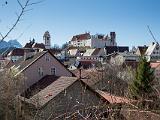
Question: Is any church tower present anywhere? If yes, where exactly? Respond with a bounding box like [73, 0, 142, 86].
[43, 31, 51, 49]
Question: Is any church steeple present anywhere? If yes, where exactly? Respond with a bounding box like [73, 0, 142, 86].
[43, 31, 51, 49]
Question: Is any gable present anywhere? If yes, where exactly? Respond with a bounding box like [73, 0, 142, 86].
[14, 51, 74, 77]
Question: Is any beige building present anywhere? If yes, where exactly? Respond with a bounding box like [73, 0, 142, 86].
[10, 50, 74, 88]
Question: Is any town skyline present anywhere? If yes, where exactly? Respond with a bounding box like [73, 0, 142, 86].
[1, 0, 160, 48]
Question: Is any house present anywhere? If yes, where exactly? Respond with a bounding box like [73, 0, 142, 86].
[10, 50, 74, 88]
[69, 32, 117, 48]
[7, 48, 24, 62]
[19, 75, 108, 119]
[76, 48, 105, 68]
[24, 40, 45, 51]
[145, 42, 160, 61]
[109, 52, 139, 66]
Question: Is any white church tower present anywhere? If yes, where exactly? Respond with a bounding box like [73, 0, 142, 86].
[43, 31, 51, 49]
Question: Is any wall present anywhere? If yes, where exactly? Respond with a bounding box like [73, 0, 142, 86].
[23, 52, 73, 88]
[31, 80, 105, 119]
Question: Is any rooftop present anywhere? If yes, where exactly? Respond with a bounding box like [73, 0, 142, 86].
[71, 33, 91, 41]
[20, 76, 78, 107]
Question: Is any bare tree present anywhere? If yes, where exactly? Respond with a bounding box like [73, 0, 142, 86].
[0, 0, 43, 42]
[0, 68, 25, 120]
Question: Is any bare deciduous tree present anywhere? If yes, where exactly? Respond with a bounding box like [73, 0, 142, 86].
[0, 68, 25, 120]
[0, 0, 43, 42]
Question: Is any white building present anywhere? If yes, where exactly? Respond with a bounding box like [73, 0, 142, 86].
[145, 42, 160, 61]
[69, 32, 117, 48]
[7, 48, 24, 62]
[77, 48, 105, 63]
[43, 31, 51, 49]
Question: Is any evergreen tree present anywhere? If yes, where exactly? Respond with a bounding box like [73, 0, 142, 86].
[129, 57, 155, 100]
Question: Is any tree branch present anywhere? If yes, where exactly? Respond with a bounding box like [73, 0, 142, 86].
[0, 0, 42, 42]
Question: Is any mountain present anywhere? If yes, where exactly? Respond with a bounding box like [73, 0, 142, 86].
[8, 39, 22, 48]
[0, 39, 22, 49]
[0, 39, 22, 55]
[0, 40, 9, 49]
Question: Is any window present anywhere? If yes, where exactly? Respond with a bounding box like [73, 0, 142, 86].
[38, 67, 43, 76]
[51, 67, 56, 75]
[45, 55, 50, 61]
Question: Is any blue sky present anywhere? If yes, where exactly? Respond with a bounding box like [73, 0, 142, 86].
[0, 0, 160, 48]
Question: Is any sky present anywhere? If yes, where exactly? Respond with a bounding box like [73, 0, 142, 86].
[0, 0, 160, 48]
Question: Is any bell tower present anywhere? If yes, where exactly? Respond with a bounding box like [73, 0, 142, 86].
[43, 31, 51, 49]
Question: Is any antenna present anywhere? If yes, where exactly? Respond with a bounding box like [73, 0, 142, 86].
[147, 25, 158, 43]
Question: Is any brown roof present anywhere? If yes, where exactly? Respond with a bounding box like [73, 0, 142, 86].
[23, 76, 78, 107]
[7, 48, 24, 56]
[21, 75, 60, 99]
[96, 90, 136, 104]
[32, 43, 45, 49]
[19, 76, 108, 108]
[71, 33, 91, 41]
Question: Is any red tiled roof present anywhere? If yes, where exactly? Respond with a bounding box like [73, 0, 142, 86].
[96, 90, 136, 104]
[71, 33, 91, 41]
